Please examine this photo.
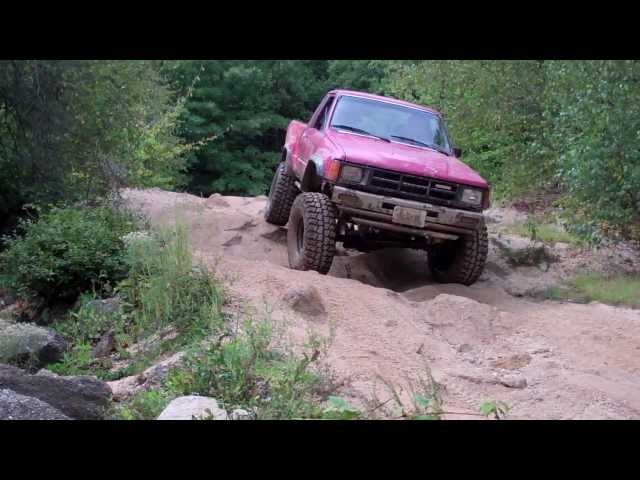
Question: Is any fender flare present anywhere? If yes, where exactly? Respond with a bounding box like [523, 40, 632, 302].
[301, 159, 322, 192]
[282, 148, 296, 176]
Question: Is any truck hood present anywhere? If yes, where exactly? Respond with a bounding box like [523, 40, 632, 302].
[327, 130, 489, 189]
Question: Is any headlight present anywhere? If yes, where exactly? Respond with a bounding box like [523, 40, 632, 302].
[460, 188, 482, 206]
[340, 165, 364, 183]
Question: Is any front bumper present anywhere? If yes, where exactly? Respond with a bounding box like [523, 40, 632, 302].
[331, 185, 484, 240]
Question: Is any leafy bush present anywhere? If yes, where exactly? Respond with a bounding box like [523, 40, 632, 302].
[48, 224, 224, 381]
[0, 205, 138, 303]
[154, 319, 328, 420]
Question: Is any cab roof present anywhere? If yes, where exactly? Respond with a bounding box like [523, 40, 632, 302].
[327, 89, 442, 116]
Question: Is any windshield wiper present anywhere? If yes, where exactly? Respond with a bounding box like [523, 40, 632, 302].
[332, 124, 390, 142]
[390, 135, 448, 154]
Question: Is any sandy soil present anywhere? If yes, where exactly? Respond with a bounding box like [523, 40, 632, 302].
[121, 188, 640, 420]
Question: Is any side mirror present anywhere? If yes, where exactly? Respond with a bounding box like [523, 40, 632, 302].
[453, 147, 463, 158]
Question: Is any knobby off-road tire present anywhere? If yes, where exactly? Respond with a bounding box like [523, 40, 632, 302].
[428, 224, 488, 286]
[264, 163, 298, 226]
[287, 192, 337, 275]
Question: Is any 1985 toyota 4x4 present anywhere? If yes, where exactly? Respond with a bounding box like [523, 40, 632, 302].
[265, 89, 490, 285]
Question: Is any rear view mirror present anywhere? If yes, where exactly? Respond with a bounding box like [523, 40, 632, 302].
[453, 147, 463, 158]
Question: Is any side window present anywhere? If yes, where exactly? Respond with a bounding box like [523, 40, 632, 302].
[311, 96, 334, 130]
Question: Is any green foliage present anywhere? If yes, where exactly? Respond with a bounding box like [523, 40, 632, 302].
[48, 224, 224, 380]
[0, 204, 137, 302]
[118, 224, 224, 338]
[542, 61, 640, 239]
[382, 60, 640, 240]
[55, 292, 125, 342]
[0, 61, 189, 221]
[382, 61, 549, 198]
[321, 396, 362, 420]
[161, 60, 333, 196]
[326, 60, 388, 94]
[479, 400, 511, 419]
[506, 220, 581, 245]
[158, 319, 327, 420]
[114, 390, 170, 420]
[48, 342, 96, 377]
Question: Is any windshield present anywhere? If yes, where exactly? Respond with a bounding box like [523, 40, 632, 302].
[329, 95, 452, 154]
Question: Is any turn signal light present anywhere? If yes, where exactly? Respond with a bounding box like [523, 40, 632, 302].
[324, 159, 341, 181]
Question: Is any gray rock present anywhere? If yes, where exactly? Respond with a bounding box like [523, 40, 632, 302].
[491, 234, 556, 267]
[0, 388, 70, 420]
[86, 297, 121, 316]
[0, 294, 17, 308]
[0, 304, 19, 321]
[222, 234, 243, 247]
[483, 208, 527, 225]
[0, 322, 69, 368]
[282, 286, 326, 317]
[108, 351, 185, 401]
[500, 375, 528, 389]
[91, 331, 115, 358]
[230, 408, 255, 420]
[0, 364, 111, 419]
[157, 395, 228, 420]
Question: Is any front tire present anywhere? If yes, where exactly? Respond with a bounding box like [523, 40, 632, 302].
[264, 163, 298, 226]
[287, 193, 337, 274]
[428, 224, 488, 285]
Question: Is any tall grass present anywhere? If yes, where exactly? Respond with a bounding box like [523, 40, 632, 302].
[532, 273, 640, 309]
[51, 223, 224, 379]
[120, 224, 223, 338]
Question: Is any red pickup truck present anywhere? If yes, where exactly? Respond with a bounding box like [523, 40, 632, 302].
[264, 89, 490, 285]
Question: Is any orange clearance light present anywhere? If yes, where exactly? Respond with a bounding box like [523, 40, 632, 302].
[324, 159, 341, 181]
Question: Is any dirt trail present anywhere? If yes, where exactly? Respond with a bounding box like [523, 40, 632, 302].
[122, 188, 640, 419]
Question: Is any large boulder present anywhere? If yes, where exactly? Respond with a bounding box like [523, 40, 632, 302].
[0, 364, 111, 419]
[0, 388, 70, 420]
[157, 395, 228, 420]
[0, 321, 69, 368]
[490, 234, 556, 267]
[282, 286, 326, 318]
[205, 193, 230, 209]
[85, 297, 121, 316]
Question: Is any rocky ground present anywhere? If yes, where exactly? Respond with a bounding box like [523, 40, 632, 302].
[106, 188, 640, 420]
[2, 188, 639, 420]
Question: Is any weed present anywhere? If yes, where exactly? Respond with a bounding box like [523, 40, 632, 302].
[373, 369, 510, 420]
[321, 396, 361, 420]
[507, 221, 580, 245]
[114, 390, 170, 420]
[479, 400, 510, 419]
[529, 273, 640, 309]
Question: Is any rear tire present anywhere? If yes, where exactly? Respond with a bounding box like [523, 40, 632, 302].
[428, 224, 488, 285]
[287, 192, 337, 274]
[264, 163, 298, 226]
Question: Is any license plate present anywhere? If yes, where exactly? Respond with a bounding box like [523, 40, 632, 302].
[392, 206, 426, 228]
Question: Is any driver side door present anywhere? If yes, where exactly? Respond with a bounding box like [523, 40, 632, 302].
[295, 95, 335, 177]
